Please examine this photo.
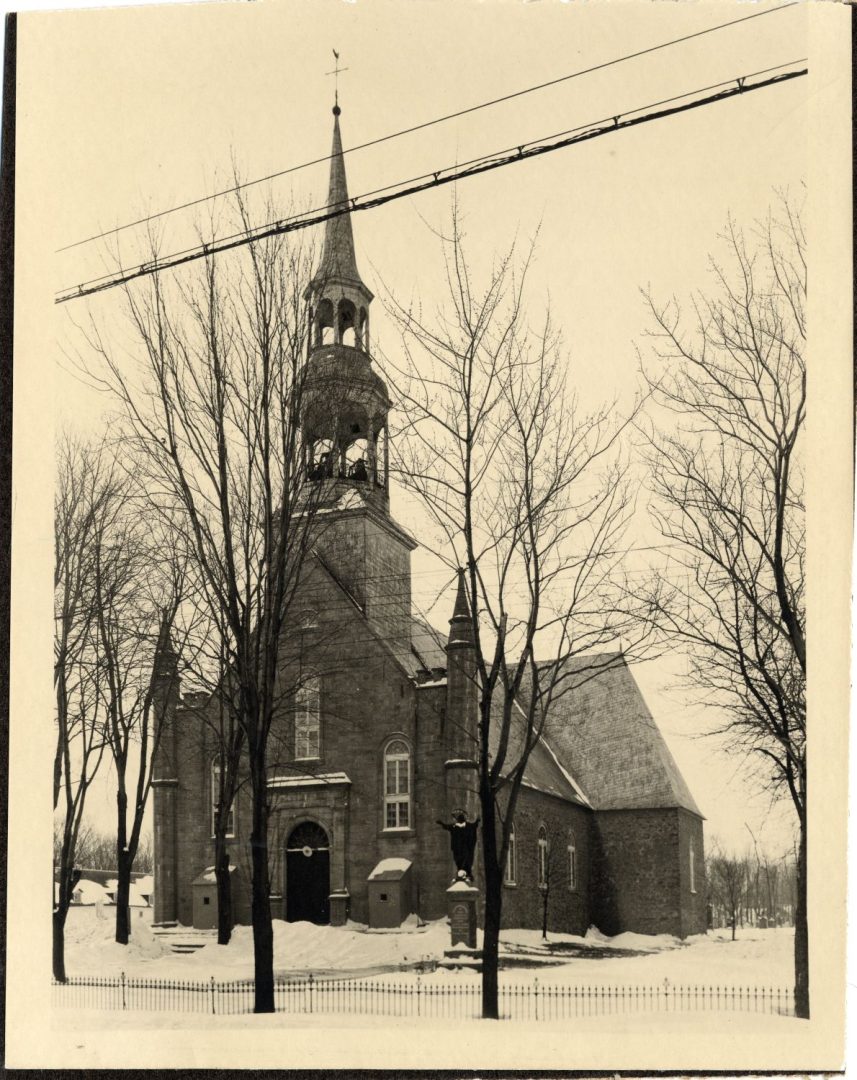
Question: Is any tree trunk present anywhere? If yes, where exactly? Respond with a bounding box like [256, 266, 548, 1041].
[541, 887, 548, 941]
[731, 914, 736, 941]
[480, 802, 502, 1020]
[52, 907, 68, 983]
[794, 818, 809, 1018]
[250, 762, 274, 1013]
[115, 852, 132, 945]
[214, 831, 233, 946]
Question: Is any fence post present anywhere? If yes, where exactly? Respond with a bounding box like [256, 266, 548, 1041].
[534, 978, 539, 1021]
[120, 971, 126, 1011]
[308, 973, 314, 1014]
[416, 976, 421, 1017]
[210, 976, 216, 1015]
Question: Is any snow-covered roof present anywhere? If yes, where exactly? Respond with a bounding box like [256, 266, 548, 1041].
[367, 858, 412, 881]
[193, 864, 238, 885]
[268, 772, 351, 790]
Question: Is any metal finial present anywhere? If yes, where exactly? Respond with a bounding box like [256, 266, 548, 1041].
[326, 49, 348, 114]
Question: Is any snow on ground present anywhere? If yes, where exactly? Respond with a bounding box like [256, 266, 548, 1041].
[62, 905, 793, 990]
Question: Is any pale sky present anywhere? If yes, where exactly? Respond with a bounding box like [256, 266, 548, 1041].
[22, 0, 811, 857]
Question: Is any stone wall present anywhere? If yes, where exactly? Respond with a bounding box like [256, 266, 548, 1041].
[497, 788, 592, 936]
[591, 807, 705, 938]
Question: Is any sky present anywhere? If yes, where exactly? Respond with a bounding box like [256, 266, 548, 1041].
[19, 0, 813, 858]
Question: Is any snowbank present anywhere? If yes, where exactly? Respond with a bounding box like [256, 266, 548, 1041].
[64, 904, 166, 973]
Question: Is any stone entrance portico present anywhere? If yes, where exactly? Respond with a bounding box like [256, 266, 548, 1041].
[268, 772, 351, 926]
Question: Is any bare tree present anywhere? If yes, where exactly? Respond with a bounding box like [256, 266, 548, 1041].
[708, 849, 748, 941]
[53, 433, 112, 981]
[92, 493, 186, 945]
[381, 210, 650, 1019]
[75, 197, 321, 1012]
[639, 195, 807, 1015]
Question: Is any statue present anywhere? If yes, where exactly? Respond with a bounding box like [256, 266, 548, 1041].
[436, 810, 480, 880]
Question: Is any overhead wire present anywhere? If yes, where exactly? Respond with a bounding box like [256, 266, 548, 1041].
[55, 60, 808, 304]
[56, 0, 800, 255]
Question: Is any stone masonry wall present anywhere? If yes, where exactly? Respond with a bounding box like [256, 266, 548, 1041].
[497, 788, 592, 936]
[591, 807, 684, 937]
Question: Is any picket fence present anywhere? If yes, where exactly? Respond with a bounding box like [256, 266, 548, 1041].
[52, 973, 795, 1021]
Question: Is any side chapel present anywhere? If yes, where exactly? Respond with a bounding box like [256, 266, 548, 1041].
[152, 104, 706, 941]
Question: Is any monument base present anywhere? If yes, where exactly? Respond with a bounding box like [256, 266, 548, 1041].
[446, 876, 479, 949]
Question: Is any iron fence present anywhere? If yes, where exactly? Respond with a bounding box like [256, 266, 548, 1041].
[52, 973, 795, 1020]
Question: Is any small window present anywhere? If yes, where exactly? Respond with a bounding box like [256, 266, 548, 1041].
[379, 893, 388, 902]
[690, 838, 697, 894]
[295, 676, 321, 760]
[211, 759, 235, 837]
[383, 738, 411, 830]
[568, 830, 577, 891]
[203, 896, 210, 906]
[504, 823, 517, 886]
[537, 826, 548, 889]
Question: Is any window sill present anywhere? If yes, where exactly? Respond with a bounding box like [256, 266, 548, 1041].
[380, 828, 416, 838]
[294, 757, 322, 764]
[503, 881, 518, 889]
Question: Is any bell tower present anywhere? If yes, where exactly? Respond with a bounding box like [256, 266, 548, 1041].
[302, 103, 416, 648]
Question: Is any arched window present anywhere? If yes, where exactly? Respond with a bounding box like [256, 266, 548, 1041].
[211, 758, 235, 837]
[537, 825, 548, 888]
[295, 676, 321, 760]
[689, 838, 696, 894]
[504, 823, 517, 885]
[567, 830, 577, 891]
[383, 738, 411, 829]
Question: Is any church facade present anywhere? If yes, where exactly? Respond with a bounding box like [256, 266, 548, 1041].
[151, 106, 706, 941]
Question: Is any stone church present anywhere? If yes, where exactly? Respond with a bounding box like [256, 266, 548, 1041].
[152, 105, 706, 941]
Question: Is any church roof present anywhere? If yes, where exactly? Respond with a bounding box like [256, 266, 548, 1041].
[534, 653, 703, 816]
[410, 616, 448, 674]
[487, 680, 592, 808]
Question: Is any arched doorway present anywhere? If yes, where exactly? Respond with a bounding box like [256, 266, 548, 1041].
[286, 821, 330, 925]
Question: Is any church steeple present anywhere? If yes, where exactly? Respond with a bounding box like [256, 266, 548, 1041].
[310, 106, 367, 295]
[305, 103, 373, 350]
[301, 102, 390, 512]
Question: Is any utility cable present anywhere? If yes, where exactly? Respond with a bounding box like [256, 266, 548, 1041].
[55, 62, 807, 304]
[56, 1, 800, 254]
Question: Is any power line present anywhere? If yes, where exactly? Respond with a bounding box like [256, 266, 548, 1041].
[56, 1, 800, 255]
[55, 62, 807, 305]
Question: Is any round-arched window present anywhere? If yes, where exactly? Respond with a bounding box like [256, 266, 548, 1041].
[383, 739, 411, 830]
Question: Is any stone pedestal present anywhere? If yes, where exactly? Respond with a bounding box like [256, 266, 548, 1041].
[446, 878, 478, 949]
[329, 890, 349, 926]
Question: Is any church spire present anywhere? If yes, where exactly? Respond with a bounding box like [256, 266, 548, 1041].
[310, 104, 369, 296]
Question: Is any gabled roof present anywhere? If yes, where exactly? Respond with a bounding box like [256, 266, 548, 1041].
[535, 653, 703, 817]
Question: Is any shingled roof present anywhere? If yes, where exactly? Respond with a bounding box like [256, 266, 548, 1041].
[536, 653, 703, 816]
[487, 681, 591, 808]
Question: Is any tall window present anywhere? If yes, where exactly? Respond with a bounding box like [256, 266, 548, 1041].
[689, 838, 696, 894]
[567, 830, 577, 891]
[211, 759, 235, 837]
[537, 826, 548, 888]
[295, 676, 321, 760]
[504, 824, 517, 885]
[384, 739, 411, 829]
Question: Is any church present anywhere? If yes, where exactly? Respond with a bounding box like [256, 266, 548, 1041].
[151, 104, 706, 942]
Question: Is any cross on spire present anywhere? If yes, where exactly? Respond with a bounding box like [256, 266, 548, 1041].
[326, 49, 348, 111]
